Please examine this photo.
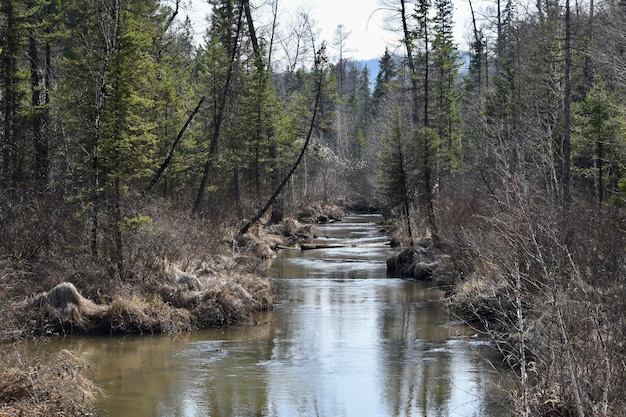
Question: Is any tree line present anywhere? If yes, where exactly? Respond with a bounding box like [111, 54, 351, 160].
[0, 0, 373, 276]
[1, 0, 626, 413]
[368, 0, 626, 415]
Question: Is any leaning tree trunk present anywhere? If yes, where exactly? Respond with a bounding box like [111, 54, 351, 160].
[145, 96, 205, 193]
[193, 4, 244, 215]
[238, 47, 327, 237]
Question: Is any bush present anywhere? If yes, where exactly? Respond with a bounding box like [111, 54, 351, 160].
[440, 177, 626, 416]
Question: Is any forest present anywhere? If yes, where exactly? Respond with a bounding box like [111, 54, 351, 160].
[1, 0, 625, 415]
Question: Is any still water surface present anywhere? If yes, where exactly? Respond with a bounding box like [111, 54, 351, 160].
[47, 214, 512, 416]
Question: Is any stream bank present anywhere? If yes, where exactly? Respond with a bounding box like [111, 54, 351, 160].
[0, 203, 348, 416]
[26, 213, 511, 416]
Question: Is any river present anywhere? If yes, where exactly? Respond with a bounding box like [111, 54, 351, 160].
[43, 214, 512, 416]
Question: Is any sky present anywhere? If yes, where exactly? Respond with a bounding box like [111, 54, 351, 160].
[179, 0, 479, 61]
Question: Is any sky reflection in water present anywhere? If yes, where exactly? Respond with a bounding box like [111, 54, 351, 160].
[45, 215, 513, 417]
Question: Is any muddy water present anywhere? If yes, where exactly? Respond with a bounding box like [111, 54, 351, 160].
[44, 214, 512, 416]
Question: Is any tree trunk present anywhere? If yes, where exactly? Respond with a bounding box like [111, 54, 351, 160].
[268, 138, 284, 224]
[596, 140, 603, 205]
[468, 0, 482, 94]
[30, 32, 48, 190]
[91, 0, 119, 258]
[398, 146, 413, 242]
[2, 1, 17, 183]
[562, 0, 572, 205]
[145, 96, 205, 193]
[238, 47, 326, 237]
[234, 163, 242, 216]
[400, 0, 420, 128]
[113, 177, 124, 276]
[193, 4, 244, 215]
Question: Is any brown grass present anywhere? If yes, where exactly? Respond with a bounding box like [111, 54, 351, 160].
[15, 266, 274, 337]
[0, 196, 276, 339]
[0, 194, 283, 416]
[0, 347, 100, 417]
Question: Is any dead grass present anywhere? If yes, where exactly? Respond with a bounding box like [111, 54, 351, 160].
[0, 347, 100, 417]
[16, 266, 273, 337]
[0, 195, 281, 416]
[0, 197, 276, 340]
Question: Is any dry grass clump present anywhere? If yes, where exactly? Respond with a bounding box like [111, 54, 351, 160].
[20, 270, 273, 337]
[235, 228, 282, 259]
[15, 258, 275, 337]
[297, 203, 345, 223]
[98, 295, 193, 334]
[0, 347, 100, 417]
[265, 218, 316, 244]
[158, 267, 273, 328]
[447, 260, 508, 314]
[29, 282, 107, 335]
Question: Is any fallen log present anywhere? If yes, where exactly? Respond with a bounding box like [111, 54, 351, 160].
[300, 242, 392, 250]
[301, 243, 346, 250]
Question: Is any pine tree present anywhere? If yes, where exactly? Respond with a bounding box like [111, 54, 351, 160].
[377, 105, 416, 239]
[59, 0, 170, 272]
[373, 48, 397, 110]
[193, 0, 243, 214]
[432, 0, 462, 175]
[573, 79, 623, 206]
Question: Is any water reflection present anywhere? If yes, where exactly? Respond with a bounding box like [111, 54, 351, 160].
[39, 215, 512, 416]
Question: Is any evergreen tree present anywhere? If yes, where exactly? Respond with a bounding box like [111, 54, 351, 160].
[377, 105, 416, 239]
[432, 0, 462, 175]
[373, 47, 397, 110]
[193, 0, 243, 214]
[573, 79, 623, 206]
[0, 0, 58, 186]
[59, 0, 170, 272]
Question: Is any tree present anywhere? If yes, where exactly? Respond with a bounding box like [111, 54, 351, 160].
[573, 79, 623, 207]
[563, 0, 572, 205]
[1, 0, 21, 184]
[372, 47, 397, 109]
[466, 0, 485, 94]
[332, 24, 352, 97]
[193, 0, 244, 215]
[378, 104, 416, 240]
[28, 0, 56, 190]
[432, 0, 461, 176]
[59, 0, 171, 273]
[238, 45, 329, 236]
[410, 0, 438, 239]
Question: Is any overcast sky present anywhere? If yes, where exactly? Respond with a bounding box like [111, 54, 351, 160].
[179, 0, 480, 61]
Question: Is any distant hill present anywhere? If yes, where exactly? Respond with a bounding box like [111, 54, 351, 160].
[354, 52, 469, 89]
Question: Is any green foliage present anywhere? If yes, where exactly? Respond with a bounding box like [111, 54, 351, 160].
[377, 106, 416, 211]
[120, 214, 153, 232]
[373, 48, 397, 108]
[431, 0, 462, 174]
[573, 79, 625, 203]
